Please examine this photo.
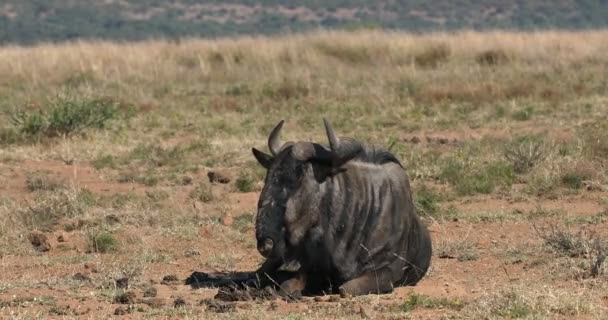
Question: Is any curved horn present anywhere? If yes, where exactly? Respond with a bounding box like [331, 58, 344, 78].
[268, 120, 284, 156]
[323, 118, 340, 151]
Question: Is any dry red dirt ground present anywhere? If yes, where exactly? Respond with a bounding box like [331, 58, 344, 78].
[1, 158, 607, 319]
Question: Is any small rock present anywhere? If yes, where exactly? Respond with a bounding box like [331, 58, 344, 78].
[313, 296, 325, 302]
[184, 248, 200, 257]
[114, 307, 127, 315]
[113, 291, 136, 304]
[143, 286, 157, 298]
[173, 297, 187, 308]
[207, 170, 231, 184]
[330, 294, 342, 302]
[410, 136, 421, 144]
[57, 234, 67, 243]
[116, 277, 129, 289]
[28, 231, 51, 252]
[84, 262, 98, 273]
[161, 274, 180, 285]
[438, 137, 449, 144]
[73, 273, 91, 282]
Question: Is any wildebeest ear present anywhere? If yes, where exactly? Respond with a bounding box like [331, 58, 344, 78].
[252, 148, 273, 169]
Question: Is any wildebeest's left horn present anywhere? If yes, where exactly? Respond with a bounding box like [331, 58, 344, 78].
[268, 120, 284, 156]
[323, 118, 340, 151]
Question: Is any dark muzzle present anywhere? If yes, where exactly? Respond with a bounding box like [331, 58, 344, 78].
[257, 238, 274, 258]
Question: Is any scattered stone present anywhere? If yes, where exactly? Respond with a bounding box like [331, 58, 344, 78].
[438, 137, 449, 144]
[410, 136, 421, 144]
[143, 286, 157, 298]
[57, 234, 67, 243]
[84, 262, 98, 273]
[161, 274, 180, 285]
[113, 291, 136, 304]
[173, 297, 187, 308]
[184, 248, 200, 257]
[72, 273, 91, 282]
[207, 170, 231, 184]
[114, 307, 128, 315]
[28, 231, 51, 252]
[329, 295, 341, 302]
[313, 296, 325, 302]
[116, 277, 129, 289]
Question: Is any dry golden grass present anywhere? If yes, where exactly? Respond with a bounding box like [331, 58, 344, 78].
[1, 30, 608, 319]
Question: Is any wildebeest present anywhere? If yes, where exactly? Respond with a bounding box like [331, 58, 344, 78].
[187, 119, 432, 297]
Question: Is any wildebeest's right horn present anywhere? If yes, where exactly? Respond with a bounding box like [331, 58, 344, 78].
[268, 120, 284, 156]
[323, 118, 340, 151]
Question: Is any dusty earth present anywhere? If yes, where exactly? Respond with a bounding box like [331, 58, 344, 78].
[1, 151, 607, 319]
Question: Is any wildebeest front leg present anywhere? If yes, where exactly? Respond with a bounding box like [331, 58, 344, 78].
[338, 267, 394, 296]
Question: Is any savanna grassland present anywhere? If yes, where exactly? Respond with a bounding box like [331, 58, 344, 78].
[0, 30, 608, 319]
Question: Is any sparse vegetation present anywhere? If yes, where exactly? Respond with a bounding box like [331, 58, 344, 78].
[87, 229, 118, 253]
[235, 172, 255, 193]
[504, 135, 548, 174]
[8, 92, 124, 140]
[1, 30, 608, 319]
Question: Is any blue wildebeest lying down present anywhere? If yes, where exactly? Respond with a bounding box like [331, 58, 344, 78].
[187, 119, 432, 297]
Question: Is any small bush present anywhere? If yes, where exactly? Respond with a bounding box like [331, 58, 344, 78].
[87, 230, 118, 253]
[560, 161, 596, 190]
[440, 159, 514, 195]
[534, 224, 604, 258]
[402, 293, 464, 312]
[235, 172, 255, 193]
[92, 154, 117, 170]
[25, 172, 65, 192]
[436, 239, 479, 262]
[503, 135, 548, 174]
[10, 93, 124, 139]
[189, 182, 214, 203]
[579, 120, 608, 160]
[19, 189, 89, 231]
[511, 106, 534, 121]
[414, 184, 442, 217]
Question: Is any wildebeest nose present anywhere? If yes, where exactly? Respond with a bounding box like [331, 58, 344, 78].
[257, 238, 274, 257]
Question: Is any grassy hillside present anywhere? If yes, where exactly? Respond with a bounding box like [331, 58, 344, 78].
[2, 0, 608, 43]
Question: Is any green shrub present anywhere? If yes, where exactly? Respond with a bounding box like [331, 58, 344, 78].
[87, 230, 118, 253]
[414, 184, 442, 217]
[10, 93, 124, 139]
[503, 135, 548, 174]
[235, 172, 255, 193]
[440, 159, 514, 195]
[189, 182, 214, 203]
